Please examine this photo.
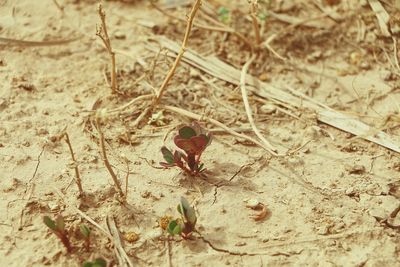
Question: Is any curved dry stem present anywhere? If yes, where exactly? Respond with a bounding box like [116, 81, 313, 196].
[240, 54, 278, 153]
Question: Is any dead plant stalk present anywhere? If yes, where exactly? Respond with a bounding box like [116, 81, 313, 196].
[250, 0, 262, 45]
[97, 4, 118, 94]
[95, 117, 125, 198]
[63, 132, 84, 196]
[240, 54, 278, 154]
[152, 0, 202, 107]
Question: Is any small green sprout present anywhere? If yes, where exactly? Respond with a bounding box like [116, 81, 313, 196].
[82, 258, 107, 267]
[217, 6, 231, 24]
[80, 224, 91, 251]
[43, 215, 72, 253]
[166, 197, 197, 239]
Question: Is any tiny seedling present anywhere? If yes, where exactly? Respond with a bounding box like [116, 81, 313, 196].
[83, 258, 107, 267]
[160, 122, 212, 176]
[217, 6, 231, 24]
[43, 215, 72, 253]
[166, 197, 197, 239]
[80, 224, 91, 251]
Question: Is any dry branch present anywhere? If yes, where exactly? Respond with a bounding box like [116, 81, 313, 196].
[249, 0, 262, 45]
[151, 0, 202, 107]
[63, 132, 84, 196]
[95, 117, 125, 198]
[97, 4, 118, 94]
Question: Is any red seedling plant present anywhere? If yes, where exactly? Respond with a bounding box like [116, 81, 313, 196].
[160, 122, 212, 176]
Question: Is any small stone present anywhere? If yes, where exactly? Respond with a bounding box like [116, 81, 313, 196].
[114, 30, 126, 39]
[260, 104, 276, 114]
[368, 208, 386, 221]
[345, 187, 355, 196]
[317, 225, 330, 235]
[258, 73, 270, 81]
[3, 178, 21, 192]
[360, 62, 371, 70]
[345, 164, 366, 175]
[37, 128, 49, 136]
[287, 157, 304, 166]
[246, 199, 260, 209]
[48, 202, 60, 212]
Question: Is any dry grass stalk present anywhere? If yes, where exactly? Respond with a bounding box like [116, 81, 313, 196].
[151, 2, 253, 49]
[249, 0, 262, 45]
[240, 54, 278, 153]
[95, 116, 125, 199]
[106, 216, 134, 267]
[96, 4, 118, 94]
[152, 0, 202, 107]
[154, 36, 400, 153]
[63, 132, 84, 196]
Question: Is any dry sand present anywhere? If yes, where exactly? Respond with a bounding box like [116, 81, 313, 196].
[1, 0, 400, 266]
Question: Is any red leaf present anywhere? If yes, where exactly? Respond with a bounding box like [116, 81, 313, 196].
[190, 136, 208, 152]
[174, 136, 197, 154]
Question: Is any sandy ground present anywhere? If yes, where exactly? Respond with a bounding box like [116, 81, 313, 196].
[1, 0, 400, 266]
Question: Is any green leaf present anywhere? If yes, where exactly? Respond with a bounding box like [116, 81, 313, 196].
[55, 215, 65, 231]
[93, 258, 107, 267]
[180, 197, 196, 225]
[82, 262, 92, 267]
[172, 224, 182, 235]
[161, 147, 174, 164]
[80, 224, 91, 238]
[43, 216, 56, 231]
[167, 220, 177, 235]
[177, 204, 182, 215]
[178, 126, 196, 139]
[198, 163, 204, 172]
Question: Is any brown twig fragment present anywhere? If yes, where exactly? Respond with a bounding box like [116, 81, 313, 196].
[152, 0, 202, 108]
[249, 0, 262, 45]
[95, 117, 125, 199]
[96, 4, 118, 94]
[63, 132, 84, 197]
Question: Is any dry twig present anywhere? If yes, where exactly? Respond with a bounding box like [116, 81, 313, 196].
[148, 0, 202, 114]
[249, 0, 262, 45]
[240, 54, 278, 153]
[95, 116, 125, 199]
[96, 4, 118, 94]
[106, 216, 134, 267]
[63, 132, 84, 196]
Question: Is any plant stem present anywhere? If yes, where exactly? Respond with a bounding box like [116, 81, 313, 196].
[56, 232, 72, 253]
[97, 4, 118, 94]
[150, 0, 202, 109]
[250, 0, 261, 45]
[63, 132, 84, 197]
[96, 117, 125, 198]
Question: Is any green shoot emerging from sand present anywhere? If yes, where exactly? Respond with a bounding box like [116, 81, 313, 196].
[43, 215, 72, 253]
[80, 224, 91, 251]
[82, 258, 107, 267]
[167, 197, 197, 239]
[160, 121, 212, 176]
